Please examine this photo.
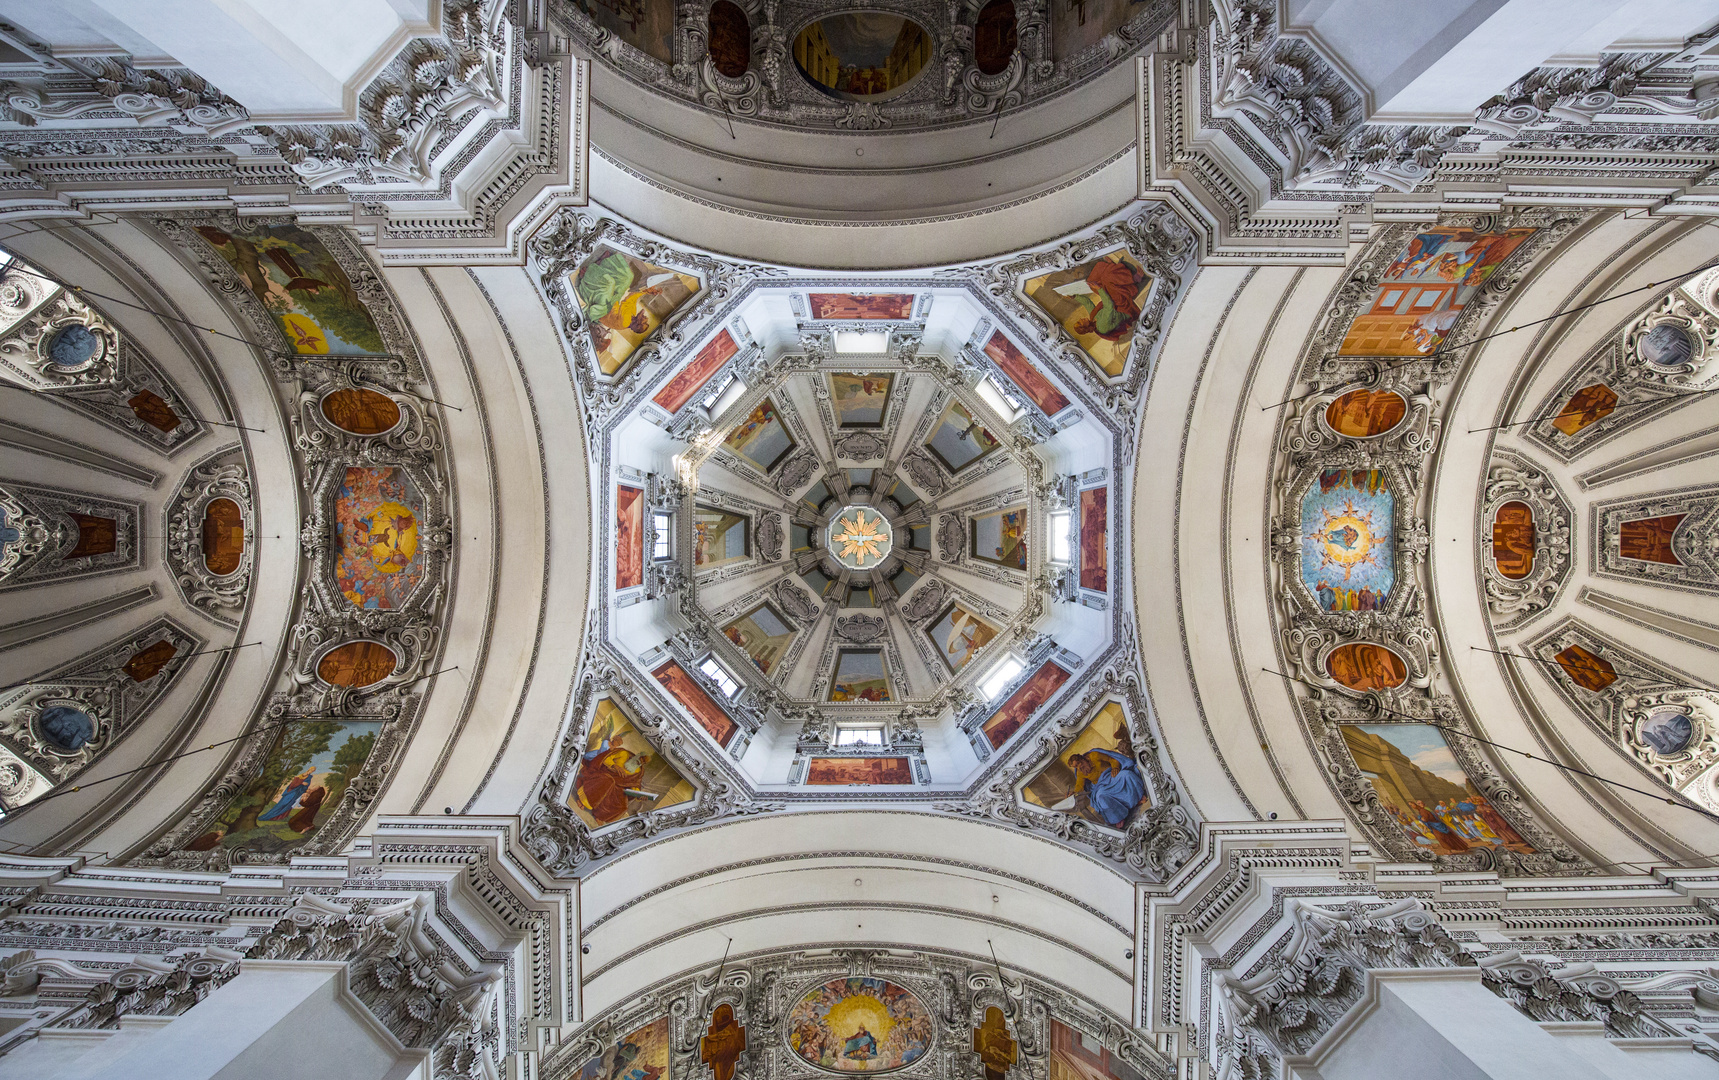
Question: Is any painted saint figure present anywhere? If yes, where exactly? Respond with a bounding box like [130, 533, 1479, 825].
[574, 718, 657, 825]
[843, 1025, 877, 1060]
[1070, 748, 1146, 829]
[259, 768, 316, 822]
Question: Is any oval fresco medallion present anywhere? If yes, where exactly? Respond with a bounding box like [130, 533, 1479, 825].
[787, 977, 933, 1073]
[1326, 642, 1408, 693]
[794, 13, 931, 100]
[1490, 500, 1534, 580]
[335, 466, 424, 610]
[1639, 322, 1695, 368]
[709, 0, 751, 77]
[38, 705, 95, 752]
[973, 0, 1017, 75]
[321, 388, 402, 435]
[1639, 707, 1695, 756]
[1324, 389, 1407, 438]
[202, 497, 245, 576]
[47, 324, 104, 368]
[316, 641, 398, 688]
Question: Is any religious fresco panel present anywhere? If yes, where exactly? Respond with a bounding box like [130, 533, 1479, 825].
[184, 719, 383, 854]
[334, 466, 424, 610]
[828, 648, 893, 702]
[567, 0, 675, 61]
[616, 484, 645, 589]
[571, 1017, 672, 1080]
[1325, 642, 1407, 692]
[1079, 487, 1107, 591]
[1337, 227, 1534, 357]
[724, 604, 795, 674]
[1490, 500, 1535, 580]
[926, 602, 998, 673]
[786, 977, 933, 1070]
[194, 223, 385, 355]
[569, 699, 695, 830]
[1048, 1019, 1148, 1080]
[652, 660, 738, 747]
[980, 661, 1070, 750]
[1300, 469, 1394, 613]
[654, 329, 738, 414]
[983, 331, 1069, 416]
[924, 401, 1001, 473]
[1339, 724, 1535, 857]
[1023, 249, 1152, 377]
[1323, 388, 1407, 438]
[970, 507, 1026, 569]
[1022, 702, 1148, 830]
[724, 398, 797, 472]
[808, 293, 915, 319]
[829, 372, 893, 427]
[694, 505, 750, 568]
[805, 757, 913, 785]
[574, 245, 700, 376]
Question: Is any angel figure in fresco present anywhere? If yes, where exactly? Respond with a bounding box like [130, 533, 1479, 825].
[259, 767, 316, 822]
[574, 717, 659, 825]
[943, 609, 989, 669]
[1062, 258, 1149, 342]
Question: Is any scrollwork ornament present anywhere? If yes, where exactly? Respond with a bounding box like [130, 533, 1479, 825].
[1479, 449, 1572, 630]
[165, 449, 254, 627]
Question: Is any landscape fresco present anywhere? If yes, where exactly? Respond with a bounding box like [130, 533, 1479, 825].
[806, 757, 913, 785]
[980, 661, 1071, 750]
[725, 398, 797, 472]
[787, 977, 932, 1071]
[652, 660, 737, 747]
[724, 604, 795, 674]
[574, 245, 699, 376]
[572, 1017, 672, 1080]
[184, 719, 381, 853]
[971, 507, 1027, 569]
[1048, 1019, 1149, 1080]
[830, 372, 893, 427]
[334, 467, 424, 611]
[829, 649, 892, 702]
[194, 223, 385, 355]
[694, 505, 750, 568]
[1340, 724, 1534, 856]
[1338, 227, 1534, 357]
[808, 294, 914, 319]
[1079, 488, 1107, 591]
[927, 602, 999, 673]
[569, 699, 694, 829]
[616, 484, 644, 589]
[925, 401, 1001, 472]
[1023, 249, 1152, 378]
[654, 329, 738, 413]
[1023, 702, 1148, 830]
[983, 331, 1069, 416]
[1300, 469, 1393, 613]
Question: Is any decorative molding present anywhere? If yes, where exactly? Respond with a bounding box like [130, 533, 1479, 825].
[165, 446, 253, 627]
[1480, 449, 1573, 631]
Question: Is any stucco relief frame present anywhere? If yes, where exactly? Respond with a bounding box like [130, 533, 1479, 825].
[1590, 483, 1719, 597]
[1479, 448, 1573, 631]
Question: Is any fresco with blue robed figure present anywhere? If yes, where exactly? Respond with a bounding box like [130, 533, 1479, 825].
[1300, 469, 1394, 613]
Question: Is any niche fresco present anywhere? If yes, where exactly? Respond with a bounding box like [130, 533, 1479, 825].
[806, 757, 912, 785]
[320, 387, 401, 435]
[829, 649, 892, 702]
[724, 603, 795, 674]
[725, 398, 797, 472]
[1023, 249, 1152, 378]
[1023, 702, 1148, 830]
[809, 293, 914, 319]
[184, 718, 382, 854]
[924, 401, 1000, 472]
[334, 466, 424, 610]
[616, 485, 645, 589]
[983, 331, 1068, 416]
[708, 0, 750, 77]
[201, 497, 244, 576]
[694, 505, 750, 568]
[574, 245, 700, 377]
[1338, 227, 1533, 357]
[653, 329, 737, 413]
[971, 507, 1026, 569]
[980, 661, 1070, 750]
[569, 699, 695, 828]
[1339, 724, 1534, 856]
[1300, 469, 1394, 613]
[1490, 501, 1535, 580]
[787, 977, 932, 1070]
[1326, 642, 1407, 692]
[194, 224, 385, 355]
[793, 16, 931, 99]
[926, 602, 998, 673]
[652, 660, 737, 747]
[973, 0, 1018, 74]
[316, 641, 398, 688]
[829, 372, 893, 427]
[1324, 388, 1407, 438]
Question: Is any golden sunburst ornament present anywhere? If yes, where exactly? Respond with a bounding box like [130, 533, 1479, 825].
[826, 506, 893, 569]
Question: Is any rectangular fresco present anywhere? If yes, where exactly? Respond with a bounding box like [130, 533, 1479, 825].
[570, 698, 695, 829]
[335, 466, 425, 611]
[572, 1017, 671, 1080]
[925, 401, 1001, 472]
[1339, 724, 1534, 856]
[971, 507, 1027, 569]
[1338, 227, 1535, 357]
[808, 293, 914, 320]
[725, 398, 797, 472]
[829, 372, 893, 427]
[1620, 515, 1685, 564]
[574, 245, 700, 376]
[806, 757, 913, 785]
[1551, 383, 1618, 436]
[194, 223, 385, 355]
[724, 604, 795, 674]
[1023, 702, 1149, 830]
[185, 719, 382, 854]
[653, 329, 738, 413]
[927, 602, 999, 673]
[694, 505, 750, 568]
[828, 649, 893, 702]
[616, 484, 644, 589]
[984, 331, 1070, 416]
[1079, 488, 1107, 591]
[1048, 1019, 1149, 1080]
[1300, 469, 1394, 613]
[981, 661, 1071, 750]
[1023, 250, 1152, 378]
[567, 0, 674, 62]
[652, 660, 738, 747]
